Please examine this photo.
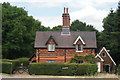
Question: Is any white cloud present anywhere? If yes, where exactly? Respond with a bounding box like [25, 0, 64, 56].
[34, 16, 62, 28]
[1, 0, 119, 31]
[70, 6, 108, 31]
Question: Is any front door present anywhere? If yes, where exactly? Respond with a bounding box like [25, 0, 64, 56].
[104, 64, 110, 73]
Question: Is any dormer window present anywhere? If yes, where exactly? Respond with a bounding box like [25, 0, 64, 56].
[76, 44, 82, 52]
[48, 44, 55, 51]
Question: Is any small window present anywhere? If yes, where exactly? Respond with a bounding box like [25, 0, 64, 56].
[76, 44, 82, 52]
[46, 60, 56, 63]
[77, 60, 84, 64]
[102, 53, 106, 57]
[48, 44, 55, 51]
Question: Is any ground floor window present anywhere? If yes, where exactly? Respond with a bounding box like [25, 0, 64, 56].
[46, 60, 56, 63]
[77, 60, 84, 64]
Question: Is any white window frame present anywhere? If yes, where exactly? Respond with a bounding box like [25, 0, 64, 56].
[48, 44, 55, 51]
[76, 44, 83, 52]
[102, 53, 106, 57]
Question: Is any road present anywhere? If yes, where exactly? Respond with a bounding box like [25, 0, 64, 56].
[1, 78, 119, 80]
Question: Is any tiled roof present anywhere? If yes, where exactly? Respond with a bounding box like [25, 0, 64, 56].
[34, 31, 97, 48]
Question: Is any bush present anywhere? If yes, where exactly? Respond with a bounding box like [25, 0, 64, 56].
[2, 62, 13, 74]
[118, 64, 120, 75]
[15, 58, 29, 67]
[2, 59, 21, 70]
[1, 58, 29, 74]
[28, 63, 97, 76]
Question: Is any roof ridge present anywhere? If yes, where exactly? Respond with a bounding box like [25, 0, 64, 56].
[36, 31, 96, 32]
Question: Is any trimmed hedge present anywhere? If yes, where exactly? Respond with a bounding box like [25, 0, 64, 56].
[118, 64, 120, 75]
[1, 58, 29, 74]
[28, 63, 97, 76]
[15, 58, 29, 67]
[2, 62, 13, 74]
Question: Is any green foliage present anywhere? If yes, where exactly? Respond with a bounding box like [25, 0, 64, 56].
[101, 2, 120, 64]
[1, 62, 12, 74]
[28, 63, 97, 76]
[52, 25, 62, 31]
[2, 59, 21, 71]
[2, 2, 50, 59]
[70, 54, 97, 64]
[118, 64, 120, 75]
[76, 63, 97, 75]
[1, 58, 29, 74]
[15, 57, 29, 67]
[70, 20, 98, 31]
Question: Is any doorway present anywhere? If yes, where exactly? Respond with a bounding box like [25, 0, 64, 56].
[104, 64, 110, 73]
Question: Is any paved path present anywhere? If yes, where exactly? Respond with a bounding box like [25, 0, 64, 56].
[1, 78, 119, 80]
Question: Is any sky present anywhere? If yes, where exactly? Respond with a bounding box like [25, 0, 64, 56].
[1, 0, 119, 31]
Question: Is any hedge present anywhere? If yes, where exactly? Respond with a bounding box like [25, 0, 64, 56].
[1, 58, 29, 74]
[1, 62, 13, 74]
[15, 58, 29, 67]
[28, 63, 97, 76]
[118, 64, 120, 75]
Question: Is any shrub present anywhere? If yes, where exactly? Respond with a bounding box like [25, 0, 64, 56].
[15, 57, 29, 67]
[28, 63, 97, 76]
[1, 58, 29, 74]
[2, 59, 21, 70]
[28, 63, 75, 75]
[118, 64, 120, 75]
[2, 62, 12, 74]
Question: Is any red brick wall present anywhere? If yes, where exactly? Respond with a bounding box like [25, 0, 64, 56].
[35, 36, 95, 63]
[35, 48, 95, 63]
[99, 49, 115, 72]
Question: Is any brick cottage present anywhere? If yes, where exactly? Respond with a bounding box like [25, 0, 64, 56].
[29, 8, 116, 73]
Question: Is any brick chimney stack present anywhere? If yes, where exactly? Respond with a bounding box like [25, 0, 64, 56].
[62, 7, 70, 27]
[61, 8, 70, 35]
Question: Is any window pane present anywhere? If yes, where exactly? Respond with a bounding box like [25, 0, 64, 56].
[78, 45, 81, 51]
[48, 44, 55, 51]
[78, 44, 82, 51]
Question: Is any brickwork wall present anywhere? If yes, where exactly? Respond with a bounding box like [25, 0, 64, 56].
[36, 48, 95, 63]
[35, 36, 95, 63]
[99, 50, 115, 72]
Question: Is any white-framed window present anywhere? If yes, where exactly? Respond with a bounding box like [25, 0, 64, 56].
[102, 53, 106, 57]
[48, 44, 55, 51]
[76, 44, 82, 52]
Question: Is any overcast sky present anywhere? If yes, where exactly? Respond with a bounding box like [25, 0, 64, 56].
[1, 0, 119, 31]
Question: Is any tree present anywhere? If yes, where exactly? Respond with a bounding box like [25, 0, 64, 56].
[70, 20, 98, 31]
[2, 2, 50, 59]
[101, 2, 120, 64]
[52, 25, 62, 31]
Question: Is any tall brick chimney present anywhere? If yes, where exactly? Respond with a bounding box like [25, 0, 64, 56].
[62, 7, 70, 27]
[61, 7, 70, 35]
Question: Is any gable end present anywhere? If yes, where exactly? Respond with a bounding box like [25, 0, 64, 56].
[99, 47, 116, 66]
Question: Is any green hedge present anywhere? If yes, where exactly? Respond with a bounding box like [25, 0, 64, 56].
[76, 63, 97, 75]
[1, 58, 29, 74]
[2, 62, 13, 74]
[118, 64, 120, 75]
[15, 58, 29, 67]
[28, 63, 97, 76]
[1, 59, 20, 74]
